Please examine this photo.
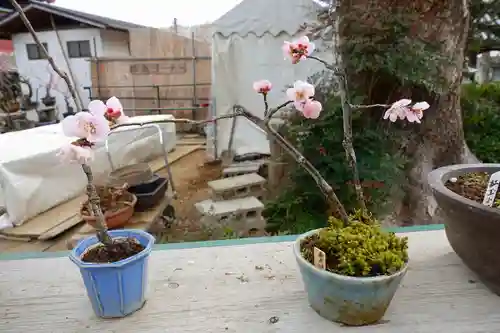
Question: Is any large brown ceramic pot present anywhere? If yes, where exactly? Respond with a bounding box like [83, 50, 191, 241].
[428, 163, 500, 295]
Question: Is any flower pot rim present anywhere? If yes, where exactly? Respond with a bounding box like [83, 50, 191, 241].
[69, 229, 155, 269]
[294, 228, 408, 282]
[427, 163, 500, 216]
[81, 192, 137, 220]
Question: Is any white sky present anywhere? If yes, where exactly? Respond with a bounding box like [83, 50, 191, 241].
[53, 0, 243, 27]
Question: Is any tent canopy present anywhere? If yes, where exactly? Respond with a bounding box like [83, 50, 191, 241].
[209, 0, 333, 158]
[214, 0, 322, 38]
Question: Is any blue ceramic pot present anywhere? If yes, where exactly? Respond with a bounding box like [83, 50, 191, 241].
[293, 228, 408, 326]
[69, 229, 155, 318]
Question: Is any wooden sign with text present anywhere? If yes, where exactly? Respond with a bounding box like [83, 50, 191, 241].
[482, 171, 500, 207]
[313, 247, 326, 270]
[129, 62, 187, 75]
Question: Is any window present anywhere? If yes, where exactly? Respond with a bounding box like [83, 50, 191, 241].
[26, 43, 48, 60]
[67, 40, 91, 58]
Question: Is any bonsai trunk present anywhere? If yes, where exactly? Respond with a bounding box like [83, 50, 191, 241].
[81, 164, 112, 245]
[337, 0, 474, 225]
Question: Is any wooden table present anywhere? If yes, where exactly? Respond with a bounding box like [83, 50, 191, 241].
[1, 228, 500, 332]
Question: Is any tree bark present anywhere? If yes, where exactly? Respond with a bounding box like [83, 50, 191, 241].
[338, 0, 472, 225]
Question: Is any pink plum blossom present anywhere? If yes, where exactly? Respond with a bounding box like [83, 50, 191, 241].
[253, 80, 272, 94]
[405, 101, 429, 123]
[282, 42, 301, 64]
[104, 96, 124, 118]
[286, 80, 315, 103]
[87, 96, 128, 124]
[282, 36, 315, 64]
[383, 99, 412, 122]
[383, 99, 429, 123]
[57, 144, 93, 164]
[298, 100, 323, 119]
[61, 102, 110, 143]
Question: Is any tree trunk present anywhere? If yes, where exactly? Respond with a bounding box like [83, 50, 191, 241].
[338, 0, 473, 225]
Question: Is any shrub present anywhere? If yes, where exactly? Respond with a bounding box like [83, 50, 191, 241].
[462, 82, 500, 163]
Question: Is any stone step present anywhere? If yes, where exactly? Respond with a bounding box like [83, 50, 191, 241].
[222, 160, 267, 178]
[195, 196, 264, 217]
[194, 196, 266, 235]
[208, 173, 266, 201]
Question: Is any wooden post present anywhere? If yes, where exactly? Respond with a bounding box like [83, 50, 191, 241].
[49, 14, 84, 111]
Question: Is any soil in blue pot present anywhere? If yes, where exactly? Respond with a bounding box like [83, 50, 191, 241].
[82, 237, 144, 263]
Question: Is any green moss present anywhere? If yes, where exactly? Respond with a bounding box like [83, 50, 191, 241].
[301, 210, 408, 277]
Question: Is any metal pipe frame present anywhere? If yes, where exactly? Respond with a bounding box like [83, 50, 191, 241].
[104, 123, 177, 198]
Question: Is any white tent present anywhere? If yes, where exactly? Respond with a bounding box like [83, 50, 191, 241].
[208, 0, 333, 159]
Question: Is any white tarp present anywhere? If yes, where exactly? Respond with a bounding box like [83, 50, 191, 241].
[0, 115, 176, 229]
[208, 0, 333, 158]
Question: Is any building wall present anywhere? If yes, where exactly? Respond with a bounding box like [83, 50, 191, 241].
[12, 27, 129, 114]
[100, 30, 130, 57]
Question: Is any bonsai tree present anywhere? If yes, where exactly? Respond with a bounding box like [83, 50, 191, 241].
[57, 99, 114, 246]
[57, 97, 132, 240]
[251, 35, 428, 276]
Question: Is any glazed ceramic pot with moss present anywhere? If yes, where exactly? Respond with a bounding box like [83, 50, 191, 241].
[293, 228, 408, 326]
[428, 163, 500, 295]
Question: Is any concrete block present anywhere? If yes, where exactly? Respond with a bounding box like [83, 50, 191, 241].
[195, 197, 266, 236]
[222, 162, 261, 178]
[195, 196, 263, 218]
[208, 173, 266, 201]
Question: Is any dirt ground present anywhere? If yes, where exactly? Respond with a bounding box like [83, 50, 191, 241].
[153, 149, 227, 243]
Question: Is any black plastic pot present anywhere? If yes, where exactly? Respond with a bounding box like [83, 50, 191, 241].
[42, 95, 56, 107]
[128, 175, 168, 212]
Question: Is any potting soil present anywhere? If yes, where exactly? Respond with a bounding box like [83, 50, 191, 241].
[81, 238, 144, 263]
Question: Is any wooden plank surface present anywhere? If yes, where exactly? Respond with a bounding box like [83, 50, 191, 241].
[0, 143, 202, 240]
[1, 229, 500, 332]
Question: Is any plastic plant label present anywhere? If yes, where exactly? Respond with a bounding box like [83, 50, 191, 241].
[482, 171, 500, 207]
[313, 247, 326, 270]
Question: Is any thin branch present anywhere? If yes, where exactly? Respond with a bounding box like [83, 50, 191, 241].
[350, 103, 391, 109]
[110, 113, 239, 130]
[9, 0, 82, 113]
[338, 77, 367, 212]
[307, 55, 342, 75]
[307, 13, 367, 213]
[49, 13, 84, 111]
[263, 94, 270, 116]
[264, 100, 293, 121]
